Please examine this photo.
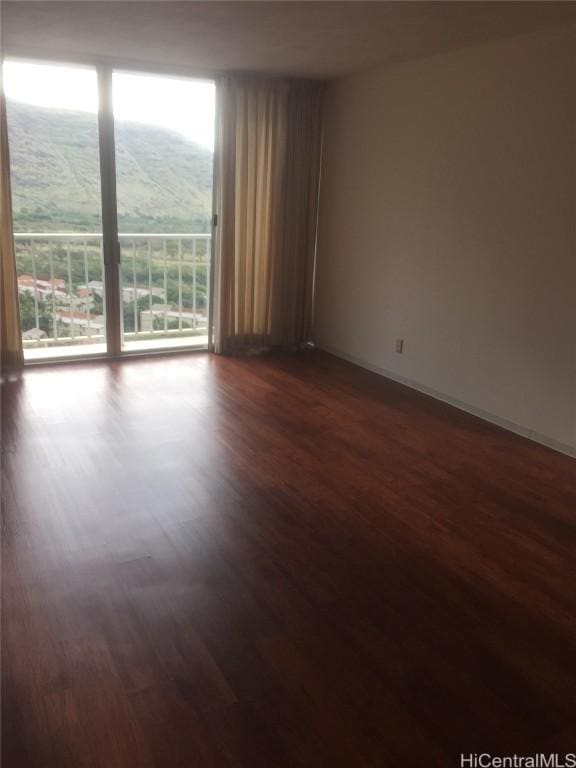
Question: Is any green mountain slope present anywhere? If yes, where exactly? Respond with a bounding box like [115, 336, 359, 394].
[7, 99, 213, 233]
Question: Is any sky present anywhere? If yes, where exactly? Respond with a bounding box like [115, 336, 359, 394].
[2, 60, 216, 150]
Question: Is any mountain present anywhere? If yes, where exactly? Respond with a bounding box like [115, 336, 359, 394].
[6, 100, 213, 233]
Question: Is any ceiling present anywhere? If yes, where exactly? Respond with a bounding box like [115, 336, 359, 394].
[3, 1, 576, 80]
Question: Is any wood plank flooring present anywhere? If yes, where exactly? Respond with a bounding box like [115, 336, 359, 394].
[2, 351, 576, 767]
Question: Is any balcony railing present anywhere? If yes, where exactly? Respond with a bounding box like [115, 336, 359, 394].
[14, 232, 211, 353]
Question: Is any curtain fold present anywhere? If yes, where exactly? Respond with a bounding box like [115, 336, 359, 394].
[214, 76, 323, 354]
[1, 89, 23, 371]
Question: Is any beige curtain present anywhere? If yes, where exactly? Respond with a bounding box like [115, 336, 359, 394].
[214, 76, 323, 354]
[1, 89, 23, 371]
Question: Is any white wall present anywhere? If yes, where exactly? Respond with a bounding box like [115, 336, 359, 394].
[315, 25, 576, 455]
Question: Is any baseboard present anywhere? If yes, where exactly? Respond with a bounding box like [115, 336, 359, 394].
[317, 343, 576, 460]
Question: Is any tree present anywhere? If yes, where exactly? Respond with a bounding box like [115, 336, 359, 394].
[91, 290, 104, 315]
[123, 295, 154, 333]
[18, 291, 53, 334]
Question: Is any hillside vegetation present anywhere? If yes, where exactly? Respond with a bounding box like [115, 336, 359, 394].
[7, 99, 213, 233]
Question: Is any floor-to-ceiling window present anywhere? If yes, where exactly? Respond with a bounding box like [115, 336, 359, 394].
[3, 59, 215, 361]
[113, 71, 215, 353]
[4, 61, 106, 360]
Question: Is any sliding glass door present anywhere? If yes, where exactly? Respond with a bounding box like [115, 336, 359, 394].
[3, 58, 215, 360]
[112, 71, 214, 353]
[4, 61, 107, 360]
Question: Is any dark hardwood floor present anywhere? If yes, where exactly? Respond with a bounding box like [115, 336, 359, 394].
[2, 350, 576, 767]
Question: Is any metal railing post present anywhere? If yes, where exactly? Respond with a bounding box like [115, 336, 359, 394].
[132, 240, 138, 333]
[48, 243, 58, 341]
[192, 239, 197, 329]
[178, 239, 183, 332]
[30, 239, 40, 334]
[163, 239, 168, 333]
[66, 241, 75, 340]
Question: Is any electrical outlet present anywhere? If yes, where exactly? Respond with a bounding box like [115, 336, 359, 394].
[396, 339, 404, 354]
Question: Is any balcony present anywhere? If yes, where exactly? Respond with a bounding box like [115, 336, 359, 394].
[15, 233, 211, 359]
